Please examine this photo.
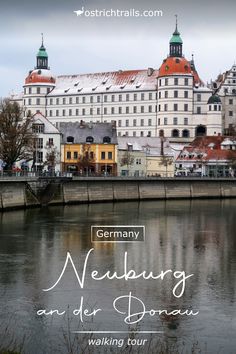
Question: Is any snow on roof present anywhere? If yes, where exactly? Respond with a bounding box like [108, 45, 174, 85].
[48, 69, 159, 96]
[118, 137, 173, 156]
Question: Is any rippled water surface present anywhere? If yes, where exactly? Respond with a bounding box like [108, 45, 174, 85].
[0, 200, 236, 353]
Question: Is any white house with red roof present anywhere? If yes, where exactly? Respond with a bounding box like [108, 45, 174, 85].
[175, 136, 236, 177]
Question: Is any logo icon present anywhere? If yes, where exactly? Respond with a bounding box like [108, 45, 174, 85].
[73, 7, 85, 16]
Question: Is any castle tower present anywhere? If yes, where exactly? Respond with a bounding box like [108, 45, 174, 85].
[23, 35, 56, 117]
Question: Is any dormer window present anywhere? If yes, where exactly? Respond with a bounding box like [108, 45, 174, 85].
[67, 136, 74, 143]
[86, 136, 94, 143]
[103, 136, 111, 143]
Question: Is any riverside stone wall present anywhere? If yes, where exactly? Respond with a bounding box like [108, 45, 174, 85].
[1, 178, 236, 210]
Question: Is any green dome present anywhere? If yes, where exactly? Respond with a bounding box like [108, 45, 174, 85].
[37, 45, 48, 58]
[207, 95, 221, 104]
[170, 32, 183, 44]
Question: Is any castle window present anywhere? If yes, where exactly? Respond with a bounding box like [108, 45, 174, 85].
[37, 87, 40, 94]
[164, 117, 167, 125]
[86, 136, 94, 143]
[174, 78, 179, 85]
[172, 129, 179, 138]
[184, 117, 188, 125]
[184, 91, 188, 98]
[182, 129, 190, 138]
[184, 78, 189, 86]
[67, 136, 74, 143]
[173, 117, 178, 125]
[103, 136, 111, 143]
[174, 90, 178, 98]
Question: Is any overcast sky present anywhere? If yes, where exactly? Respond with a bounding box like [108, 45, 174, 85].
[1, 0, 236, 97]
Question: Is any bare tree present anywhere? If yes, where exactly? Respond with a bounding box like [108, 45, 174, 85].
[44, 143, 60, 174]
[120, 150, 134, 175]
[159, 155, 173, 177]
[78, 144, 95, 175]
[0, 99, 35, 172]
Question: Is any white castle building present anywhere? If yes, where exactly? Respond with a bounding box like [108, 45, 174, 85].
[210, 64, 236, 133]
[12, 21, 222, 140]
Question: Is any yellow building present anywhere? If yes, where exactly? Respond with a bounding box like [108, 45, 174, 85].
[146, 155, 175, 177]
[60, 121, 117, 176]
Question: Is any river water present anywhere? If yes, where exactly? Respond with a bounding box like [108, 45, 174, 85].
[0, 199, 236, 354]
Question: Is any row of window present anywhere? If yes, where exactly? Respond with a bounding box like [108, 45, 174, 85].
[66, 136, 111, 144]
[46, 105, 157, 117]
[118, 118, 153, 127]
[35, 138, 54, 149]
[159, 103, 191, 112]
[117, 129, 190, 138]
[24, 87, 51, 95]
[162, 117, 189, 125]
[159, 78, 190, 87]
[45, 104, 207, 117]
[158, 90, 194, 99]
[224, 88, 236, 94]
[25, 92, 157, 104]
[118, 131, 152, 137]
[66, 151, 113, 160]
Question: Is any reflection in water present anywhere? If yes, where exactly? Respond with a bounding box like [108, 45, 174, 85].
[0, 199, 236, 353]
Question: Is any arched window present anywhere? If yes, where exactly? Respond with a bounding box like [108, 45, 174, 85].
[159, 129, 164, 137]
[103, 136, 111, 143]
[67, 136, 74, 143]
[86, 136, 94, 143]
[172, 129, 179, 138]
[195, 125, 206, 137]
[182, 129, 190, 138]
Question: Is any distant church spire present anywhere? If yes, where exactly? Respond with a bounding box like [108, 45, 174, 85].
[169, 15, 183, 57]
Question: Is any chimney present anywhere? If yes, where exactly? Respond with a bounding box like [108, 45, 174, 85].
[160, 137, 164, 156]
[147, 67, 154, 76]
